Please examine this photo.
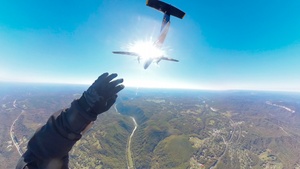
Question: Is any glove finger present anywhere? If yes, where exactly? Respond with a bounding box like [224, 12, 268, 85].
[95, 72, 109, 83]
[93, 72, 109, 86]
[107, 84, 124, 97]
[93, 73, 117, 93]
[108, 78, 124, 88]
[104, 73, 118, 84]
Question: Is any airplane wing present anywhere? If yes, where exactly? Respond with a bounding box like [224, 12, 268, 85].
[146, 0, 185, 19]
[161, 56, 179, 62]
[112, 51, 140, 57]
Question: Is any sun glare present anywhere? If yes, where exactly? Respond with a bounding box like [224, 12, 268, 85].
[128, 40, 165, 60]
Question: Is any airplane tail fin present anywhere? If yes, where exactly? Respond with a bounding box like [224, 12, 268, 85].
[146, 0, 185, 19]
[147, 0, 185, 47]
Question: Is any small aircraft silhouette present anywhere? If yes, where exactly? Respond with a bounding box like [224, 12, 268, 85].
[113, 0, 185, 69]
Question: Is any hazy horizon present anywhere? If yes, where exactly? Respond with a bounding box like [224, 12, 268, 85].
[1, 80, 299, 93]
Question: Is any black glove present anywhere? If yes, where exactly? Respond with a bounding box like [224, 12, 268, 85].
[78, 73, 124, 121]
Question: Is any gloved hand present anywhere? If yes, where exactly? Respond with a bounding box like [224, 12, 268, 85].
[78, 72, 124, 121]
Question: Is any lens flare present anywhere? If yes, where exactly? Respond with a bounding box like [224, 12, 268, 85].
[128, 40, 165, 60]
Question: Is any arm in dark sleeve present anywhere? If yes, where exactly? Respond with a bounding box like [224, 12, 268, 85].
[16, 73, 124, 169]
[18, 99, 92, 169]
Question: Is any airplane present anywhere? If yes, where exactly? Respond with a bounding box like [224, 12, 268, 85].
[113, 0, 185, 69]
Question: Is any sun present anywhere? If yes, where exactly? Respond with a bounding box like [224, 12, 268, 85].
[128, 40, 166, 60]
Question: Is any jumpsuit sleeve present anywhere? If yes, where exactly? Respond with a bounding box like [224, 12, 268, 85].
[17, 99, 92, 169]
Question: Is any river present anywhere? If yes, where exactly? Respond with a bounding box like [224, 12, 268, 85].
[127, 116, 137, 169]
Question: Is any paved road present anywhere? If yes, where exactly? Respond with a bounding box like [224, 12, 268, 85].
[210, 118, 236, 169]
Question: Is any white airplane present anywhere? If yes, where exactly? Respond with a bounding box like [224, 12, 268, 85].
[113, 0, 185, 69]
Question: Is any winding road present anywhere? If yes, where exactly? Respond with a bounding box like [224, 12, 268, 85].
[210, 118, 236, 169]
[10, 100, 24, 156]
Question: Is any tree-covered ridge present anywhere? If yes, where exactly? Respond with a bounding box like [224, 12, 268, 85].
[69, 112, 134, 168]
[115, 90, 300, 169]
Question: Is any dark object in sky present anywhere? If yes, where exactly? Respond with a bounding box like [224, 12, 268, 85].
[113, 0, 185, 69]
[146, 0, 185, 19]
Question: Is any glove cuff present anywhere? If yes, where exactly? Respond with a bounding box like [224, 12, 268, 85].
[77, 95, 98, 121]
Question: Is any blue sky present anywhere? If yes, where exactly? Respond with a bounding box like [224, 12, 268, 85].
[1, 0, 300, 91]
